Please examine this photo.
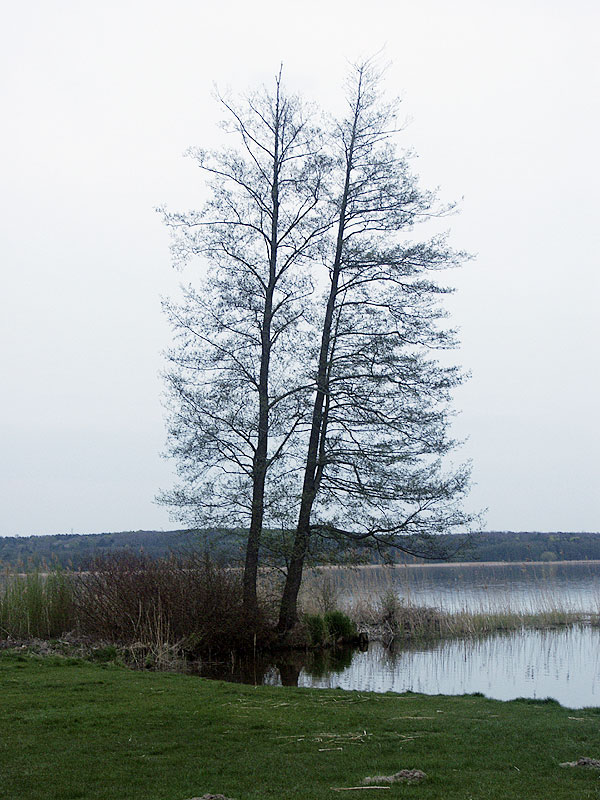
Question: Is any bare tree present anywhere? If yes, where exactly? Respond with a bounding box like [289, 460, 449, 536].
[160, 63, 474, 632]
[277, 62, 474, 631]
[159, 70, 328, 616]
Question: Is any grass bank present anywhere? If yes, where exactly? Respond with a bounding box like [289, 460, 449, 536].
[1, 651, 600, 800]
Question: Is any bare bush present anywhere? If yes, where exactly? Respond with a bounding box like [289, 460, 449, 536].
[72, 552, 270, 657]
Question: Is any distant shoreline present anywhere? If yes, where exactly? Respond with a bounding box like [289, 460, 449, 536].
[316, 559, 600, 569]
[6, 560, 600, 580]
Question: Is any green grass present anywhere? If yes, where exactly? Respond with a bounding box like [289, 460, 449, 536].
[2, 652, 600, 800]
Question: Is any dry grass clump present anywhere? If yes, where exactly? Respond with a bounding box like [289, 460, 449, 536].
[298, 569, 342, 615]
[349, 589, 585, 644]
[363, 769, 427, 784]
[351, 589, 446, 643]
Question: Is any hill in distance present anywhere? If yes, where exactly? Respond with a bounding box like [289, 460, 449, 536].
[1, 529, 600, 569]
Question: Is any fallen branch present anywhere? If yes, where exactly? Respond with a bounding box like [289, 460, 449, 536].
[332, 787, 390, 792]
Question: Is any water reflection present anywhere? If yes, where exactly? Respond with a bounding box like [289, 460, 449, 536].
[297, 626, 600, 708]
[197, 626, 600, 708]
[195, 645, 357, 688]
[196, 564, 600, 707]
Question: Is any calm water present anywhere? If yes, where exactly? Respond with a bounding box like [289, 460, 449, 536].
[201, 562, 600, 707]
[296, 627, 600, 708]
[330, 561, 600, 613]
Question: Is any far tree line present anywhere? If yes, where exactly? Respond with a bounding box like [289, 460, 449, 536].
[2, 530, 600, 570]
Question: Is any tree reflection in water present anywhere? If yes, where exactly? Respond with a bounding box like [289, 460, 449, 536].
[192, 645, 360, 687]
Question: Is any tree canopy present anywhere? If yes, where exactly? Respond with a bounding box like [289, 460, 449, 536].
[159, 61, 476, 629]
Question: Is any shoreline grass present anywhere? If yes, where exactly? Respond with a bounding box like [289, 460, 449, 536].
[300, 567, 600, 646]
[350, 592, 595, 644]
[2, 555, 275, 665]
[0, 568, 73, 639]
[3, 559, 599, 663]
[1, 652, 600, 800]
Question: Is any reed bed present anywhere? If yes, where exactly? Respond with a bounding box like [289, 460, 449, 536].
[299, 566, 596, 645]
[0, 568, 73, 639]
[2, 559, 598, 661]
[1, 554, 274, 667]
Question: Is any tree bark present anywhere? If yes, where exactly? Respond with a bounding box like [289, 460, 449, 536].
[277, 78, 362, 632]
[243, 79, 281, 618]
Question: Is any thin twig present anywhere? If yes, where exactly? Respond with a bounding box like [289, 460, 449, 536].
[332, 788, 391, 792]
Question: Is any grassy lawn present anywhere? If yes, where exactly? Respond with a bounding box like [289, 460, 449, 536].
[1, 651, 600, 800]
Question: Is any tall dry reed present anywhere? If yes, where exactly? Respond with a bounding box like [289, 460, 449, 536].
[0, 569, 73, 639]
[300, 565, 593, 645]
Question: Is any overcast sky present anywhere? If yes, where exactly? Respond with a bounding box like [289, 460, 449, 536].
[1, 0, 598, 537]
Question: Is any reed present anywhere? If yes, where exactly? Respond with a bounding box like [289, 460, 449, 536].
[2, 559, 596, 659]
[300, 565, 594, 645]
[0, 554, 274, 664]
[0, 568, 73, 639]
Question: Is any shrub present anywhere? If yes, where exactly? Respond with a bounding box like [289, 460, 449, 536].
[72, 551, 270, 658]
[304, 614, 327, 646]
[303, 611, 357, 646]
[324, 610, 357, 641]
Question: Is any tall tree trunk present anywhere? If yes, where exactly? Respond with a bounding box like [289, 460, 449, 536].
[243, 290, 274, 617]
[243, 80, 281, 618]
[276, 259, 339, 631]
[277, 83, 362, 632]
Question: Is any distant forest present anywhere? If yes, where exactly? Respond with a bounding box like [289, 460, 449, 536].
[1, 529, 600, 569]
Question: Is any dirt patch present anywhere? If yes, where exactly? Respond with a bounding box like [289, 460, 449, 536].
[184, 795, 235, 800]
[363, 769, 427, 784]
[559, 757, 600, 769]
[0, 635, 118, 659]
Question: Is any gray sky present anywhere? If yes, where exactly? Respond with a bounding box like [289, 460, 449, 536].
[1, 0, 598, 536]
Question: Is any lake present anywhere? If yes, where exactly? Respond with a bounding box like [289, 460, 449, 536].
[326, 560, 600, 613]
[296, 626, 600, 708]
[201, 562, 600, 707]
